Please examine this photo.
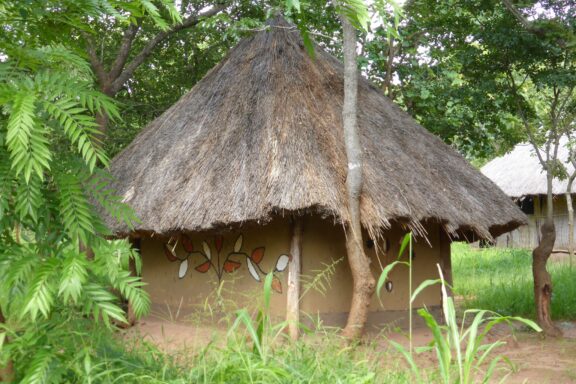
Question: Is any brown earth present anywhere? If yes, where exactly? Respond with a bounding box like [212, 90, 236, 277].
[125, 316, 576, 383]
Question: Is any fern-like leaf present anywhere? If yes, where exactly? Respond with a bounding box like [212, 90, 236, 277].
[55, 172, 95, 243]
[22, 257, 59, 320]
[20, 349, 55, 384]
[58, 251, 89, 304]
[82, 283, 127, 327]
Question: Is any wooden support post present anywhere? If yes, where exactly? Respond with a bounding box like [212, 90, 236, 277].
[286, 217, 303, 341]
[123, 237, 141, 328]
[439, 229, 453, 298]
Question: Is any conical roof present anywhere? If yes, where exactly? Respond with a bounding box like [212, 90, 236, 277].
[107, 17, 526, 240]
[482, 138, 574, 198]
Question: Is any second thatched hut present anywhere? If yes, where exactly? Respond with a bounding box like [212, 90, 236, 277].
[482, 140, 575, 250]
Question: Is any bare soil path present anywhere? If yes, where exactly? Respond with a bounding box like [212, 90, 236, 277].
[126, 316, 576, 383]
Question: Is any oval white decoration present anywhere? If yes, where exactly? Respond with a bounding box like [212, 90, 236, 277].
[234, 235, 243, 252]
[178, 259, 189, 279]
[246, 258, 260, 281]
[275, 254, 290, 272]
[202, 241, 211, 260]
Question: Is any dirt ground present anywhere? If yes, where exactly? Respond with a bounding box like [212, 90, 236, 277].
[126, 315, 576, 383]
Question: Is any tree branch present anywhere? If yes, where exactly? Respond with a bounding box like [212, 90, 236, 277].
[109, 4, 226, 95]
[109, 23, 140, 81]
[82, 31, 109, 87]
[502, 0, 532, 30]
[382, 37, 396, 98]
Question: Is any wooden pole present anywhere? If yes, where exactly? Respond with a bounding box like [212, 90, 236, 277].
[286, 217, 303, 341]
[439, 229, 453, 298]
[124, 237, 141, 328]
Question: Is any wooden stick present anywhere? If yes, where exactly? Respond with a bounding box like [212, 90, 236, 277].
[287, 217, 303, 341]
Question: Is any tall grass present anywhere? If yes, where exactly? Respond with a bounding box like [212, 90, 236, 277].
[452, 243, 576, 320]
[7, 274, 410, 383]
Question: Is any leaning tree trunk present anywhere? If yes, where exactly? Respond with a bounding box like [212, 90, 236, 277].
[533, 173, 562, 336]
[340, 15, 376, 340]
[566, 174, 575, 267]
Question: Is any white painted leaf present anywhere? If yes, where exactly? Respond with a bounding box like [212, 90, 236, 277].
[246, 258, 260, 282]
[178, 259, 188, 279]
[234, 235, 243, 252]
[202, 241, 211, 260]
[275, 254, 290, 272]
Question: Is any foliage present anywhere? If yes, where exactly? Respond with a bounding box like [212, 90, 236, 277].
[0, 1, 169, 381]
[453, 243, 576, 320]
[360, 0, 575, 161]
[392, 265, 541, 384]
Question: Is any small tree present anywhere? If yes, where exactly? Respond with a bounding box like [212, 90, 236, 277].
[339, 6, 376, 340]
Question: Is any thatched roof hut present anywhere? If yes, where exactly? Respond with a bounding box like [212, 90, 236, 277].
[481, 140, 576, 250]
[481, 140, 574, 198]
[107, 17, 525, 242]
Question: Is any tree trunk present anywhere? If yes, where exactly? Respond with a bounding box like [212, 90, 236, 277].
[533, 174, 562, 337]
[0, 307, 14, 383]
[286, 217, 303, 341]
[340, 15, 376, 340]
[566, 176, 575, 267]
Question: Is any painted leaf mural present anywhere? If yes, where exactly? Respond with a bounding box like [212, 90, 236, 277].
[163, 233, 288, 292]
[178, 259, 189, 279]
[251, 247, 265, 264]
[215, 236, 224, 252]
[275, 254, 290, 272]
[223, 260, 241, 273]
[195, 261, 211, 273]
[246, 258, 261, 281]
[202, 241, 211, 260]
[182, 235, 194, 253]
[271, 276, 282, 294]
[234, 235, 243, 252]
[164, 245, 178, 262]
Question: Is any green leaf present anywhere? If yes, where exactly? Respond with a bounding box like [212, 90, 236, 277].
[22, 258, 59, 320]
[286, 0, 301, 13]
[398, 232, 412, 258]
[410, 279, 441, 304]
[376, 260, 403, 299]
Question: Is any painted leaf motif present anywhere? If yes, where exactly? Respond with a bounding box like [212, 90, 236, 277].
[246, 258, 260, 281]
[202, 241, 211, 260]
[223, 260, 241, 273]
[275, 254, 290, 272]
[271, 276, 282, 294]
[234, 235, 243, 252]
[251, 247, 265, 264]
[164, 245, 178, 262]
[195, 261, 211, 273]
[181, 235, 194, 253]
[178, 259, 188, 279]
[215, 236, 224, 253]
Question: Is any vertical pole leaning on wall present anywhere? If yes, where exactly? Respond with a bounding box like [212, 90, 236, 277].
[287, 217, 303, 341]
[439, 229, 453, 298]
[124, 237, 141, 328]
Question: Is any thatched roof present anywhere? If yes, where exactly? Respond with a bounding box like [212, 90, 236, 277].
[106, 17, 526, 241]
[482, 139, 574, 198]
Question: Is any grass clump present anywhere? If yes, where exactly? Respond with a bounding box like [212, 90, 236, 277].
[452, 242, 576, 320]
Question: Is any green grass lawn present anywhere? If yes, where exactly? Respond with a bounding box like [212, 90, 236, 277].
[452, 242, 576, 320]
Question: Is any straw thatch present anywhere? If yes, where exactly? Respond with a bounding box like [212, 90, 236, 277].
[482, 139, 574, 198]
[106, 16, 526, 241]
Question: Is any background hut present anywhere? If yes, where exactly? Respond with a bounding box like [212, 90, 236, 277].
[482, 141, 575, 250]
[106, 17, 526, 327]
